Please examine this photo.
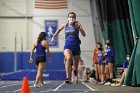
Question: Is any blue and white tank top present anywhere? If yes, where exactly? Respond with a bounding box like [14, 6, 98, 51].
[98, 50, 105, 62]
[65, 22, 81, 45]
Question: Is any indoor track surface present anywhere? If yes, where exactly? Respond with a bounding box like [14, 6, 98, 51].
[0, 80, 140, 93]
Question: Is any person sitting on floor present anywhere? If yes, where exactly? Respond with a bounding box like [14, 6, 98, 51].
[82, 67, 91, 82]
[111, 54, 130, 87]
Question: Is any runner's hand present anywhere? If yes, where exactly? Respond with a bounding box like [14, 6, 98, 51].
[29, 58, 33, 64]
[75, 22, 80, 30]
[51, 37, 55, 43]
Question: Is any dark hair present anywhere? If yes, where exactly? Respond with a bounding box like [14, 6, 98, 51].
[96, 42, 101, 45]
[67, 12, 76, 19]
[98, 43, 102, 48]
[86, 67, 91, 75]
[98, 43, 103, 50]
[37, 32, 46, 43]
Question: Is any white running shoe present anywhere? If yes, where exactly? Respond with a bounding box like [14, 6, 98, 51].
[104, 82, 111, 86]
[34, 83, 40, 88]
[38, 81, 46, 87]
[98, 82, 104, 85]
[42, 81, 46, 85]
[111, 83, 121, 87]
[122, 84, 127, 87]
[40, 83, 44, 87]
[111, 83, 116, 86]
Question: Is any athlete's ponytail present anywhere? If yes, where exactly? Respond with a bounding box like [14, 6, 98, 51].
[37, 32, 46, 43]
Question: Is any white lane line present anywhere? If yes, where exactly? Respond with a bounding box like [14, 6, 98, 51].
[0, 83, 22, 89]
[82, 82, 95, 91]
[53, 82, 65, 91]
[53, 89, 90, 91]
[12, 89, 21, 92]
[12, 85, 34, 92]
[0, 81, 21, 86]
[12, 81, 50, 92]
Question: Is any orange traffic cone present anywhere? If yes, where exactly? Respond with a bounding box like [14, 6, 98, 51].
[20, 77, 30, 93]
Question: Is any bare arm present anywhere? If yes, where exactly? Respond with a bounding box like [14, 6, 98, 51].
[29, 42, 36, 63]
[51, 24, 65, 42]
[43, 40, 51, 59]
[102, 50, 106, 63]
[77, 22, 86, 37]
[93, 49, 95, 64]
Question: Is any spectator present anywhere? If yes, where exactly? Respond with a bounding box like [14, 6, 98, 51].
[104, 40, 114, 86]
[78, 58, 85, 79]
[93, 42, 100, 83]
[97, 43, 106, 85]
[82, 67, 91, 82]
[111, 54, 130, 87]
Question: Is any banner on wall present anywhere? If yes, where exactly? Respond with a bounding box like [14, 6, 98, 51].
[45, 20, 58, 47]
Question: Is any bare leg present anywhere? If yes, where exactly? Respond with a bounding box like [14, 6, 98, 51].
[73, 55, 80, 83]
[105, 64, 109, 82]
[108, 63, 113, 82]
[119, 70, 127, 85]
[35, 65, 39, 84]
[64, 49, 72, 79]
[40, 63, 46, 85]
[101, 65, 105, 83]
[98, 65, 104, 84]
[98, 65, 101, 81]
[94, 64, 99, 81]
[35, 62, 46, 86]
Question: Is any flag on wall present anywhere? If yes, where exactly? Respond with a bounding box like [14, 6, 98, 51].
[35, 0, 68, 9]
[45, 20, 58, 47]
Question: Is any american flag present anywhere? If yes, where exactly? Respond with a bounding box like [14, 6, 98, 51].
[35, 0, 68, 9]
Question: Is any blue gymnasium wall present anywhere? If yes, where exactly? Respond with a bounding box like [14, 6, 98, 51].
[0, 52, 65, 73]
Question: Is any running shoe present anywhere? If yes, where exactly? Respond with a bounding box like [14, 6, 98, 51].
[98, 82, 104, 85]
[104, 82, 111, 86]
[65, 78, 72, 84]
[96, 80, 100, 84]
[111, 83, 121, 87]
[34, 83, 41, 88]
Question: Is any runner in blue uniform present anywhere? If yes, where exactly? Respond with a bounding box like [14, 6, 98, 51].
[51, 12, 86, 83]
[104, 40, 114, 85]
[97, 43, 105, 85]
[29, 32, 51, 87]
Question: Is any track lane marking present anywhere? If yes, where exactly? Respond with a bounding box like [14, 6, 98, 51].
[82, 82, 95, 91]
[12, 81, 50, 92]
[53, 82, 65, 91]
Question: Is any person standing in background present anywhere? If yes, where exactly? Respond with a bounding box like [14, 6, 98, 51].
[93, 42, 100, 84]
[97, 43, 106, 85]
[104, 40, 114, 86]
[29, 32, 51, 87]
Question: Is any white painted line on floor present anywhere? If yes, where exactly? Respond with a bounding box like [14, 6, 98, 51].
[40, 89, 53, 93]
[12, 81, 50, 92]
[53, 82, 65, 91]
[0, 81, 21, 85]
[82, 82, 95, 91]
[12, 85, 34, 92]
[0, 83, 22, 89]
[53, 89, 90, 91]
[12, 89, 21, 92]
[5, 91, 10, 92]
